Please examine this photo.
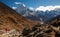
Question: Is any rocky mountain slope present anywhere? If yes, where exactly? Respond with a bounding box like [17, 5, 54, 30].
[0, 2, 38, 32]
[21, 14, 60, 37]
[48, 15, 60, 27]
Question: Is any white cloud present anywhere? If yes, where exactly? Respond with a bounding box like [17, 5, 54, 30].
[29, 7, 34, 10]
[35, 6, 60, 11]
[14, 2, 26, 7]
[12, 7, 17, 9]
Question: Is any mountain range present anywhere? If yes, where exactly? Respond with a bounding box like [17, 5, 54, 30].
[16, 4, 60, 22]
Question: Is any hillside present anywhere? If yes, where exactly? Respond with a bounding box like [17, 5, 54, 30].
[49, 15, 60, 27]
[0, 2, 38, 32]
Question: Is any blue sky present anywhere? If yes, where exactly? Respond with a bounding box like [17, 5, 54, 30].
[0, 0, 60, 11]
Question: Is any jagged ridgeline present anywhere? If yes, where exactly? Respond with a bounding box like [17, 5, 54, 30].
[0, 2, 38, 32]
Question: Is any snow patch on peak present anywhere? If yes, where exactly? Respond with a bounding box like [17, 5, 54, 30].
[14, 2, 26, 7]
[12, 7, 17, 9]
[29, 7, 34, 10]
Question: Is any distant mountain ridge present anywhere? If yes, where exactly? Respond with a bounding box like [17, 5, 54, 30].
[16, 4, 47, 21]
[16, 4, 60, 22]
[46, 15, 60, 23]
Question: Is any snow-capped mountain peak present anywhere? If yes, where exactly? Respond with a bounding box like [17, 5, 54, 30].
[15, 4, 60, 21]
